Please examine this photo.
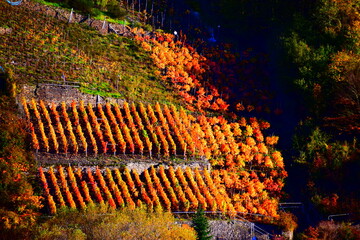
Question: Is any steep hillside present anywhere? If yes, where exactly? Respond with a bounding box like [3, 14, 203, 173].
[0, 1, 180, 104]
[0, 1, 292, 239]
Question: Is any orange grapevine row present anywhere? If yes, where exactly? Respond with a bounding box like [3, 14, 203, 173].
[24, 100, 285, 173]
[39, 165, 280, 217]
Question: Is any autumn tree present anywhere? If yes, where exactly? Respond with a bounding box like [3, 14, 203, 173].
[294, 127, 360, 216]
[298, 221, 360, 240]
[0, 76, 42, 238]
[283, 0, 359, 118]
[284, 0, 360, 218]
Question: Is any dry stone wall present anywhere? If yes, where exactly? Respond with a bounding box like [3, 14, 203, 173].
[177, 220, 271, 240]
[38, 154, 211, 174]
[19, 84, 125, 106]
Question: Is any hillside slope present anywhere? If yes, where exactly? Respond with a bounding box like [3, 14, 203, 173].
[0, 1, 180, 104]
[0, 1, 292, 239]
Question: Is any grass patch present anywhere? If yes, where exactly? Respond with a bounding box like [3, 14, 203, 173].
[93, 14, 128, 25]
[33, 0, 69, 8]
[33, 0, 129, 25]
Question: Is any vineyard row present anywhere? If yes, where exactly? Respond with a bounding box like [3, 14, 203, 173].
[23, 99, 284, 170]
[39, 165, 279, 217]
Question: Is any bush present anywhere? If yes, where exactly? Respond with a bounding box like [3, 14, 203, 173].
[70, 0, 95, 15]
[277, 211, 298, 232]
[143, 24, 153, 32]
[107, 0, 128, 19]
[298, 221, 360, 240]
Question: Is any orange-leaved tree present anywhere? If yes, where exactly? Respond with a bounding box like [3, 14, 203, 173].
[0, 96, 42, 238]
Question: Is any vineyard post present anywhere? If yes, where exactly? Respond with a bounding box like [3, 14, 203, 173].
[102, 17, 107, 29]
[68, 8, 73, 23]
[150, 0, 153, 16]
[184, 143, 187, 160]
[116, 75, 120, 90]
[174, 31, 178, 42]
[138, 0, 141, 17]
[96, 95, 100, 106]
[161, 12, 164, 28]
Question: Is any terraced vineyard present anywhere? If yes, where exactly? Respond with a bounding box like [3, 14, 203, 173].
[24, 99, 286, 218]
[4, 0, 286, 228]
[39, 165, 280, 217]
[23, 99, 284, 169]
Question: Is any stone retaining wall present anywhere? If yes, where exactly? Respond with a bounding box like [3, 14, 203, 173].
[38, 153, 211, 174]
[177, 220, 271, 240]
[19, 84, 125, 106]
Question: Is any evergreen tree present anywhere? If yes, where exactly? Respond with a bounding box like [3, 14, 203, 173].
[192, 208, 212, 240]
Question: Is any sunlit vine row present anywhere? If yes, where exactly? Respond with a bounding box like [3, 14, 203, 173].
[26, 99, 286, 197]
[26, 100, 283, 166]
[39, 165, 280, 217]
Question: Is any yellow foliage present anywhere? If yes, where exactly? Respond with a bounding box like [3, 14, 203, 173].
[36, 206, 196, 240]
[330, 50, 360, 81]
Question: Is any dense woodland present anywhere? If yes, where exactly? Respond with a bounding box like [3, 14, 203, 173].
[0, 0, 360, 239]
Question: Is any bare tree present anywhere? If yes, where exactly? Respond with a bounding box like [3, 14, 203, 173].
[341, 64, 360, 114]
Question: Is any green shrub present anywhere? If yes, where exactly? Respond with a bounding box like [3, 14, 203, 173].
[107, 0, 128, 19]
[70, 0, 95, 15]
